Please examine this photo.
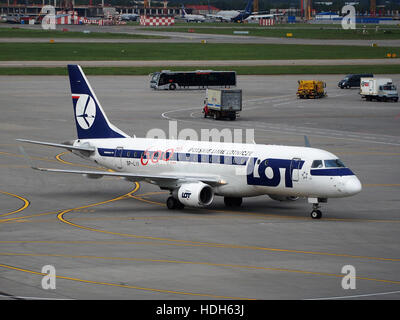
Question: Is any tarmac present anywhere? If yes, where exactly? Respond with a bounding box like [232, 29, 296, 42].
[1, 74, 400, 300]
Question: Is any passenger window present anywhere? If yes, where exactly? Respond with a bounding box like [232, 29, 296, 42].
[311, 160, 323, 168]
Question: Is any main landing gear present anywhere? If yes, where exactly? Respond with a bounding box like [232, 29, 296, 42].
[166, 196, 184, 210]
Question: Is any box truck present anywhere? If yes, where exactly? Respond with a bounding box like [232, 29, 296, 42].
[360, 78, 398, 102]
[203, 89, 242, 120]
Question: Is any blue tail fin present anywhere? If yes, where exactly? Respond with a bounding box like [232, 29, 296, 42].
[181, 4, 187, 16]
[68, 64, 129, 140]
[244, 0, 253, 13]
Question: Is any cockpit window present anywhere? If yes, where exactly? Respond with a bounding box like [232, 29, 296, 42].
[311, 160, 323, 168]
[381, 84, 396, 91]
[324, 159, 346, 168]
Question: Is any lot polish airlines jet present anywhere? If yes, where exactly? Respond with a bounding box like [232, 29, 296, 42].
[17, 65, 362, 219]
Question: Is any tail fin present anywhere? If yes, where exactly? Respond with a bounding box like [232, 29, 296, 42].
[181, 4, 187, 16]
[68, 64, 129, 140]
[244, 0, 253, 13]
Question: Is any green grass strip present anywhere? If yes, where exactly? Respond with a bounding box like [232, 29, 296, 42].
[0, 27, 166, 39]
[142, 25, 400, 40]
[0, 42, 399, 61]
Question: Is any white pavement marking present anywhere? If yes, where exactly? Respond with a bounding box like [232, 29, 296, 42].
[308, 290, 400, 300]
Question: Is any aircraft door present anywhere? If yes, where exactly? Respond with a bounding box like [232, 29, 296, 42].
[290, 158, 301, 182]
[115, 147, 124, 170]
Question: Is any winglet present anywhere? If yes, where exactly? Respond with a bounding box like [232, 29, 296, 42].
[304, 135, 311, 148]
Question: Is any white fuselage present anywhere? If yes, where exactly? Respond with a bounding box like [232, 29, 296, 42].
[207, 11, 240, 21]
[183, 13, 205, 22]
[73, 137, 362, 199]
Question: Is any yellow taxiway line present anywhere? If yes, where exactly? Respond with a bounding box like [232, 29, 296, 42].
[0, 191, 30, 218]
[0, 261, 254, 300]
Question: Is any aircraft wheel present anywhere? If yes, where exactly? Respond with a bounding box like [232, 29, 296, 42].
[166, 196, 176, 209]
[167, 196, 184, 210]
[311, 210, 322, 219]
[214, 112, 221, 120]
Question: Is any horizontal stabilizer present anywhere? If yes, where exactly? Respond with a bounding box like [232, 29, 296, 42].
[16, 139, 95, 152]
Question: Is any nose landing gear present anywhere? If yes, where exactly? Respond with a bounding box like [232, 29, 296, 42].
[308, 198, 327, 219]
[311, 204, 322, 219]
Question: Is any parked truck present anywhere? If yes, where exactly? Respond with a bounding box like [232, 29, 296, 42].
[360, 78, 398, 102]
[338, 73, 373, 89]
[203, 89, 242, 120]
[297, 80, 327, 99]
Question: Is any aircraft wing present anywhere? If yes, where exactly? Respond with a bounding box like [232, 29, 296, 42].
[30, 166, 226, 186]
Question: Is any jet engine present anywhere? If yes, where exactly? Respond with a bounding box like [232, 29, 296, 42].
[177, 182, 214, 207]
[268, 195, 299, 202]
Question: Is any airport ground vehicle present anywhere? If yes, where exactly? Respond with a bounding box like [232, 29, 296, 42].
[150, 70, 236, 90]
[360, 78, 398, 102]
[297, 80, 326, 99]
[203, 89, 242, 120]
[120, 13, 139, 21]
[338, 74, 373, 89]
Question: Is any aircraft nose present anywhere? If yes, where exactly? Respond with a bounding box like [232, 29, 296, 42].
[344, 177, 362, 195]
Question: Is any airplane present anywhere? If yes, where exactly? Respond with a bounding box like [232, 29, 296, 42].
[244, 13, 283, 23]
[207, 0, 254, 22]
[120, 13, 139, 21]
[17, 65, 362, 220]
[181, 5, 206, 23]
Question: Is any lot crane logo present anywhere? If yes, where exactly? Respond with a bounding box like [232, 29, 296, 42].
[74, 94, 97, 130]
